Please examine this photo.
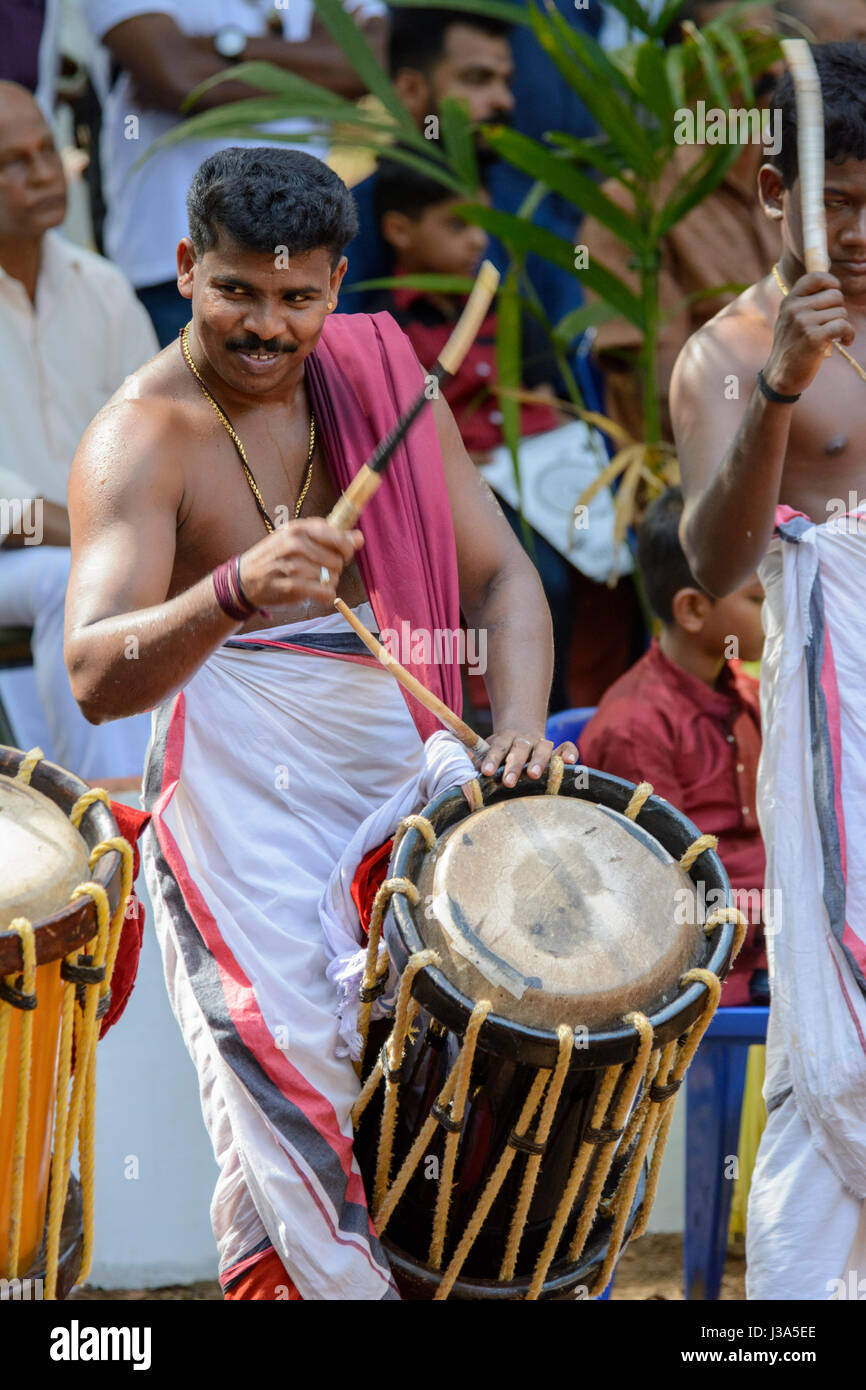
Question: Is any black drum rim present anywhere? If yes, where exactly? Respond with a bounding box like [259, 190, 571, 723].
[386, 765, 737, 1070]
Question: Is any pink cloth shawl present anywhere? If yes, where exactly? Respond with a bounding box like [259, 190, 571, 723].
[305, 311, 462, 740]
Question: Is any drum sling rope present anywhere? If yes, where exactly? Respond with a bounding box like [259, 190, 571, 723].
[351, 760, 749, 1299]
[0, 749, 134, 1297]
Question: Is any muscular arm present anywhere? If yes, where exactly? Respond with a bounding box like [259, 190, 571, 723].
[671, 322, 792, 596]
[64, 402, 238, 722]
[673, 271, 853, 596]
[431, 395, 558, 783]
[65, 400, 359, 723]
[102, 11, 387, 113]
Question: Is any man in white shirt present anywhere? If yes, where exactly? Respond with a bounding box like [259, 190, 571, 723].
[82, 0, 387, 345]
[0, 81, 157, 780]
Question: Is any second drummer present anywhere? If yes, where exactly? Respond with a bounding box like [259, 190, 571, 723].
[671, 41, 866, 1300]
[63, 146, 574, 1300]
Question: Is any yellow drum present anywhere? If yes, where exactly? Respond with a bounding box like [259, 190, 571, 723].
[0, 747, 132, 1298]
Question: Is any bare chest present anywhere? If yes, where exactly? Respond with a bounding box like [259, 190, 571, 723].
[779, 354, 866, 521]
[170, 402, 368, 627]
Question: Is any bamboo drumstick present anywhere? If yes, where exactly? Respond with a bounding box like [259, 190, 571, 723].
[326, 260, 500, 531]
[334, 598, 490, 759]
[781, 39, 829, 274]
[781, 39, 833, 358]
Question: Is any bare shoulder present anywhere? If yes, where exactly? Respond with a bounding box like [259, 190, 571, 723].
[70, 344, 194, 512]
[671, 279, 776, 401]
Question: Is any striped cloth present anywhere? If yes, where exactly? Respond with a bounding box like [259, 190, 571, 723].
[140, 606, 426, 1300]
[747, 506, 866, 1298]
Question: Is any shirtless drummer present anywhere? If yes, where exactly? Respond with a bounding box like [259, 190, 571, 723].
[671, 41, 866, 1299]
[62, 146, 576, 1298]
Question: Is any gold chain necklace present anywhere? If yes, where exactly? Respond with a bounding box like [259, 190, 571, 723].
[771, 264, 866, 384]
[180, 322, 315, 532]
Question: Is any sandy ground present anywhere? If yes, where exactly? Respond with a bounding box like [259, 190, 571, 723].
[68, 1233, 746, 1301]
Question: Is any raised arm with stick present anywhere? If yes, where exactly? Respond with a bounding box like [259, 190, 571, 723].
[673, 40, 859, 598]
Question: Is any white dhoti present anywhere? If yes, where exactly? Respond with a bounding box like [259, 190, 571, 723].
[748, 510, 866, 1299]
[140, 605, 473, 1299]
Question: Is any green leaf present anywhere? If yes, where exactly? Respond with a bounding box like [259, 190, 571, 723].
[307, 0, 421, 137]
[651, 0, 688, 41]
[495, 269, 524, 513]
[545, 132, 630, 186]
[681, 21, 734, 110]
[539, 3, 644, 98]
[349, 142, 465, 191]
[552, 300, 620, 345]
[711, 20, 755, 104]
[454, 203, 645, 329]
[665, 42, 687, 111]
[386, 0, 529, 24]
[481, 126, 644, 251]
[182, 59, 353, 112]
[438, 95, 478, 191]
[635, 40, 677, 127]
[653, 141, 741, 238]
[525, 7, 659, 178]
[602, 0, 657, 36]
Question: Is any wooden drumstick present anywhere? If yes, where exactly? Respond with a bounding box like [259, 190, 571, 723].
[326, 260, 500, 531]
[334, 598, 490, 758]
[781, 39, 833, 356]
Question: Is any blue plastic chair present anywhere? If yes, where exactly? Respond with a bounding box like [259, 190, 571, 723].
[545, 706, 598, 748]
[684, 1005, 769, 1299]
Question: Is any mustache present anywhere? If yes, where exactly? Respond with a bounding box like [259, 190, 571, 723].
[225, 335, 298, 354]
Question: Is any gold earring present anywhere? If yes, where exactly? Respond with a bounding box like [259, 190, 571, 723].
[327, 299, 334, 309]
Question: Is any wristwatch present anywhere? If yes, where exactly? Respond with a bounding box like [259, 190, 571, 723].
[213, 25, 248, 63]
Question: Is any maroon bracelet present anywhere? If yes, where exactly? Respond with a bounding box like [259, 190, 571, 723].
[212, 555, 271, 622]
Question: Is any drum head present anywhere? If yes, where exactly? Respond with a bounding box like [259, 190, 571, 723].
[0, 776, 90, 932]
[415, 794, 703, 1032]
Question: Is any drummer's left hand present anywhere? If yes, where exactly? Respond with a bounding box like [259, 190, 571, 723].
[480, 730, 579, 787]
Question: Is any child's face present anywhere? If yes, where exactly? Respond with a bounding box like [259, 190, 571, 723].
[395, 198, 489, 277]
[701, 575, 766, 664]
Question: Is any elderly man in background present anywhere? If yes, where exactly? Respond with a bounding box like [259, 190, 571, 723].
[82, 0, 388, 346]
[0, 81, 156, 780]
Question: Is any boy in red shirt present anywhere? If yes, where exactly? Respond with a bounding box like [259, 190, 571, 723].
[371, 157, 561, 452]
[579, 487, 768, 1005]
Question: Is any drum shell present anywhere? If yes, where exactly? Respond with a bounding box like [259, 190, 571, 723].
[361, 766, 737, 1298]
[0, 747, 125, 1282]
[384, 767, 737, 1070]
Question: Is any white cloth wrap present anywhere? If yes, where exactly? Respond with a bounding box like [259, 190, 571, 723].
[319, 728, 476, 1059]
[748, 513, 866, 1297]
[140, 605, 474, 1297]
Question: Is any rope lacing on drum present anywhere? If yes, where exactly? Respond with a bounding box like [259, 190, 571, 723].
[351, 776, 743, 1300]
[0, 748, 134, 1298]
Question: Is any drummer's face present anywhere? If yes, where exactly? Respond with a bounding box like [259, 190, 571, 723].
[177, 232, 347, 398]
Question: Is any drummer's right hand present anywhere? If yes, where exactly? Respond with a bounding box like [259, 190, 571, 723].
[553, 741, 579, 765]
[763, 271, 854, 397]
[237, 518, 364, 610]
